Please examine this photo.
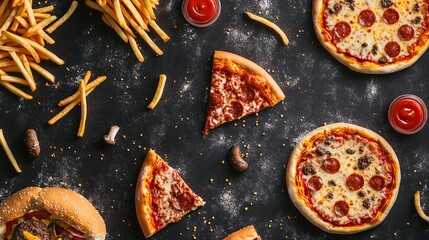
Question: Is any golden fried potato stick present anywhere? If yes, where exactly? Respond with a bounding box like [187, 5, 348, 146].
[147, 74, 166, 109]
[102, 13, 128, 43]
[46, 1, 78, 34]
[20, 54, 35, 86]
[0, 80, 32, 99]
[0, 129, 22, 173]
[28, 61, 55, 83]
[0, 0, 10, 18]
[9, 50, 36, 91]
[2, 30, 41, 63]
[49, 73, 107, 125]
[82, 70, 91, 85]
[414, 190, 429, 222]
[127, 32, 144, 62]
[33, 5, 55, 13]
[0, 8, 17, 34]
[23, 0, 36, 25]
[245, 11, 289, 46]
[0, 75, 29, 85]
[58, 75, 107, 106]
[77, 80, 87, 137]
[25, 37, 64, 65]
[48, 87, 95, 125]
[10, 4, 27, 31]
[23, 15, 57, 38]
[122, 0, 146, 30]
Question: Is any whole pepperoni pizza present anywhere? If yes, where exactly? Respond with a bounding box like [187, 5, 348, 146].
[286, 123, 401, 234]
[313, 0, 429, 74]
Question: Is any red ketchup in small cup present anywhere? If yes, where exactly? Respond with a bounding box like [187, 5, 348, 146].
[388, 94, 427, 134]
[182, 0, 221, 27]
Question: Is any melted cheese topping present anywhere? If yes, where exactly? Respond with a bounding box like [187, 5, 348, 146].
[205, 70, 270, 131]
[324, 0, 428, 63]
[148, 161, 205, 231]
[298, 133, 396, 226]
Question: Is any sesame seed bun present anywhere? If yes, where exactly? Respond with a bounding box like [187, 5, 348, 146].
[0, 187, 106, 240]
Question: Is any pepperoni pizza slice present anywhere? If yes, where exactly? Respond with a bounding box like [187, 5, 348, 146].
[286, 123, 401, 234]
[313, 0, 429, 74]
[135, 149, 205, 238]
[203, 51, 285, 135]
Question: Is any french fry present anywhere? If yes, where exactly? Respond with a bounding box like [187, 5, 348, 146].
[0, 75, 29, 85]
[23, 15, 57, 37]
[82, 70, 91, 85]
[86, 0, 169, 61]
[245, 11, 289, 46]
[147, 74, 166, 109]
[33, 5, 55, 13]
[0, 80, 32, 99]
[28, 61, 54, 83]
[9, 50, 35, 91]
[77, 80, 87, 137]
[48, 87, 95, 125]
[102, 13, 128, 43]
[414, 191, 429, 222]
[0, 129, 22, 173]
[58, 75, 107, 106]
[127, 33, 144, 62]
[49, 72, 107, 138]
[2, 30, 40, 63]
[46, 1, 78, 34]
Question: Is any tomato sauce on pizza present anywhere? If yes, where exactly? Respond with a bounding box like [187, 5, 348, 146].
[203, 51, 285, 135]
[313, 0, 429, 73]
[287, 123, 400, 234]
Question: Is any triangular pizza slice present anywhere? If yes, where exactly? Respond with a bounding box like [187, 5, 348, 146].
[203, 50, 285, 135]
[135, 149, 205, 238]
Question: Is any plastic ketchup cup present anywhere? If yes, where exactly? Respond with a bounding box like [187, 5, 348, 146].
[182, 0, 221, 27]
[388, 94, 427, 134]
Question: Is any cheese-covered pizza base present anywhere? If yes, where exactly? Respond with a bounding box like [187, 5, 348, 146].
[313, 0, 429, 74]
[286, 123, 400, 234]
[203, 50, 285, 135]
[135, 149, 205, 238]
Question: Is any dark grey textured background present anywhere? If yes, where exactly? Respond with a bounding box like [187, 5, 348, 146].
[1, 0, 429, 239]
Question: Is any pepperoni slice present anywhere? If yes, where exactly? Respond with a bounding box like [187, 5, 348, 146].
[359, 9, 376, 27]
[384, 41, 401, 58]
[238, 86, 256, 102]
[347, 173, 364, 191]
[323, 158, 340, 174]
[333, 21, 351, 39]
[224, 101, 243, 121]
[369, 175, 385, 191]
[398, 25, 415, 41]
[334, 200, 349, 217]
[307, 176, 323, 191]
[209, 91, 223, 108]
[383, 8, 399, 24]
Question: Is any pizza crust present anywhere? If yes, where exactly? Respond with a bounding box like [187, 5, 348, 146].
[135, 149, 205, 238]
[313, 0, 429, 74]
[135, 149, 159, 238]
[214, 51, 285, 102]
[286, 123, 401, 234]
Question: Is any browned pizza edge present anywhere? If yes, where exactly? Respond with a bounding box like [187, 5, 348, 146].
[312, 0, 429, 74]
[286, 122, 401, 234]
[214, 50, 285, 102]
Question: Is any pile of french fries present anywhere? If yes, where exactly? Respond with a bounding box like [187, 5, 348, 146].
[0, 0, 78, 100]
[85, 0, 170, 62]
